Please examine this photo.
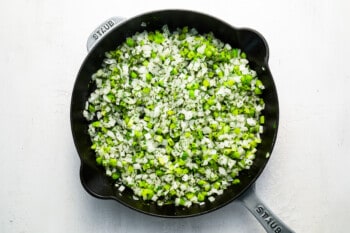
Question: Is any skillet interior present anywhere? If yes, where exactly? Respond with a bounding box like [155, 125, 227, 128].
[71, 9, 279, 217]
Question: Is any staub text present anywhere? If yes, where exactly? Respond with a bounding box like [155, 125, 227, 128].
[255, 205, 282, 233]
[92, 20, 115, 40]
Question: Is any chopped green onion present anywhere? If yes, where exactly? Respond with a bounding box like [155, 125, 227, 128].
[84, 25, 265, 207]
[126, 37, 135, 47]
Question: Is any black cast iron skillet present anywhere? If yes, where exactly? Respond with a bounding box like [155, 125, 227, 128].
[71, 10, 294, 233]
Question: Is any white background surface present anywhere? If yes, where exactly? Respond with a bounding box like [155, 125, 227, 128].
[1, 0, 349, 232]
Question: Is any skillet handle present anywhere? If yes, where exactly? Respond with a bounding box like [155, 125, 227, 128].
[86, 17, 125, 52]
[238, 185, 295, 233]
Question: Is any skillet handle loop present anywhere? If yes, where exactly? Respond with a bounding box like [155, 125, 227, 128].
[238, 185, 295, 233]
[86, 17, 125, 52]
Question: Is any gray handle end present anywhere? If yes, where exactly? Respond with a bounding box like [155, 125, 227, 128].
[238, 185, 295, 233]
[86, 17, 125, 52]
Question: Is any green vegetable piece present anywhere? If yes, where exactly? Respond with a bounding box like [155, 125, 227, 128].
[213, 182, 221, 189]
[242, 74, 252, 84]
[198, 180, 206, 186]
[141, 189, 154, 200]
[142, 163, 150, 170]
[205, 49, 213, 58]
[167, 110, 175, 116]
[187, 51, 195, 60]
[230, 171, 238, 178]
[146, 104, 154, 110]
[197, 192, 207, 202]
[181, 26, 188, 33]
[209, 123, 218, 131]
[110, 80, 116, 88]
[154, 31, 165, 44]
[186, 193, 195, 200]
[107, 94, 116, 102]
[130, 71, 138, 78]
[179, 34, 186, 40]
[179, 197, 186, 206]
[156, 169, 164, 176]
[157, 80, 164, 87]
[181, 152, 189, 160]
[198, 168, 205, 174]
[233, 179, 241, 184]
[197, 129, 203, 139]
[91, 143, 97, 150]
[207, 98, 215, 106]
[255, 87, 262, 95]
[211, 154, 218, 161]
[213, 111, 219, 118]
[142, 87, 151, 94]
[109, 158, 117, 167]
[102, 159, 109, 167]
[169, 123, 176, 129]
[88, 104, 95, 113]
[260, 116, 265, 124]
[232, 49, 238, 58]
[223, 149, 232, 156]
[233, 65, 241, 75]
[163, 184, 171, 191]
[134, 130, 142, 138]
[202, 79, 210, 87]
[167, 138, 175, 147]
[128, 165, 134, 173]
[189, 90, 195, 99]
[96, 156, 102, 165]
[256, 79, 263, 87]
[147, 122, 153, 129]
[226, 79, 235, 87]
[92, 121, 101, 127]
[155, 135, 163, 143]
[171, 68, 178, 75]
[145, 73, 153, 82]
[231, 151, 241, 159]
[223, 125, 230, 133]
[156, 128, 163, 135]
[151, 51, 157, 58]
[166, 146, 172, 154]
[148, 32, 154, 41]
[178, 159, 186, 166]
[175, 167, 183, 176]
[126, 37, 135, 47]
[111, 172, 120, 180]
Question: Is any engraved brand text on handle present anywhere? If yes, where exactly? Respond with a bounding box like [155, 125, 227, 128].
[92, 20, 115, 40]
[255, 205, 283, 233]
